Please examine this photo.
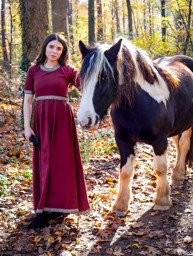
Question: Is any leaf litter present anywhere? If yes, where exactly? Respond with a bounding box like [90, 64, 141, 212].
[0, 76, 193, 255]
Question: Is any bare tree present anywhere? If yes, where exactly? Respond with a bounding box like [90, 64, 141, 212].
[126, 0, 133, 39]
[161, 0, 166, 42]
[148, 1, 152, 36]
[115, 0, 120, 35]
[96, 0, 103, 41]
[1, 0, 10, 70]
[143, 0, 147, 32]
[88, 0, 95, 44]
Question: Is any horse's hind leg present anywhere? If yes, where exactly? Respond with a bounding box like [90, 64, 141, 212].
[172, 128, 192, 185]
[152, 137, 172, 210]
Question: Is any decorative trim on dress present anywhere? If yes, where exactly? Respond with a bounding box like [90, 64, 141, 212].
[24, 90, 34, 94]
[40, 64, 61, 72]
[36, 207, 90, 215]
[35, 95, 69, 102]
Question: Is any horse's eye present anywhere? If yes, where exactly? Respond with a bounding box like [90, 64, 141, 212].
[101, 75, 107, 81]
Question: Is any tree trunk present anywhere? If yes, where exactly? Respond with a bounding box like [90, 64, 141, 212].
[96, 0, 103, 42]
[68, 0, 75, 55]
[7, 0, 13, 69]
[88, 0, 95, 44]
[19, 0, 49, 72]
[148, 1, 152, 36]
[51, 0, 66, 34]
[64, 0, 69, 41]
[115, 0, 120, 35]
[126, 0, 133, 40]
[1, 0, 10, 70]
[143, 0, 147, 32]
[122, 0, 126, 35]
[161, 0, 166, 42]
[182, 0, 192, 55]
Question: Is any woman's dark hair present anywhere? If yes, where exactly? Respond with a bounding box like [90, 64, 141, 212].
[35, 33, 69, 66]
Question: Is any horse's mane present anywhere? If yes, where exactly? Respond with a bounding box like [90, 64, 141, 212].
[80, 43, 115, 89]
[116, 39, 179, 106]
[117, 39, 179, 86]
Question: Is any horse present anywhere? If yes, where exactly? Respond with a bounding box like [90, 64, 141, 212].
[77, 38, 193, 216]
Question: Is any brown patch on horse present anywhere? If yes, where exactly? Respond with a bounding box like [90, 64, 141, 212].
[154, 64, 180, 90]
[117, 46, 136, 85]
[136, 51, 158, 84]
[115, 46, 137, 106]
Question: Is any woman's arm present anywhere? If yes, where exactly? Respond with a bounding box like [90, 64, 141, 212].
[23, 94, 35, 141]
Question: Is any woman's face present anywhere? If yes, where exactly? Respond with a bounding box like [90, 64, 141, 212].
[45, 40, 63, 63]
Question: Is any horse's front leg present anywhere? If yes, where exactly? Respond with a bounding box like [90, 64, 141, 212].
[152, 137, 172, 210]
[112, 136, 135, 216]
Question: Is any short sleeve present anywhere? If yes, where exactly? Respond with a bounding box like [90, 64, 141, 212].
[68, 66, 80, 89]
[24, 66, 35, 94]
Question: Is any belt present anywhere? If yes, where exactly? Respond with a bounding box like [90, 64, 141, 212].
[35, 95, 69, 102]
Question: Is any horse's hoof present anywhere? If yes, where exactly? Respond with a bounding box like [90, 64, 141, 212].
[112, 209, 127, 217]
[153, 204, 171, 211]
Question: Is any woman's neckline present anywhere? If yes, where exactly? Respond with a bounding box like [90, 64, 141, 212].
[40, 63, 61, 72]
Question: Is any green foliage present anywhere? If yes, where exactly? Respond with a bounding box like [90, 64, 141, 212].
[68, 87, 80, 99]
[133, 32, 178, 58]
[79, 128, 118, 163]
[0, 174, 11, 196]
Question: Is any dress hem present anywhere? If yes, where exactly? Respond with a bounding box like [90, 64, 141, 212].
[36, 207, 90, 215]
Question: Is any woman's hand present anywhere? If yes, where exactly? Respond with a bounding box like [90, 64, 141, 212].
[24, 127, 35, 141]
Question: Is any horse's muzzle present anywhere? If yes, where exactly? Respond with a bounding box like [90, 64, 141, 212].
[78, 115, 100, 130]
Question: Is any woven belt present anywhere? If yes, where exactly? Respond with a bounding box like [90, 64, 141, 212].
[35, 95, 68, 102]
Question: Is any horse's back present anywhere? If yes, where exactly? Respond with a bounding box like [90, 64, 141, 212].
[155, 55, 193, 73]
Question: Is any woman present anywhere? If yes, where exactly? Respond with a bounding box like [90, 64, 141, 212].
[23, 33, 90, 229]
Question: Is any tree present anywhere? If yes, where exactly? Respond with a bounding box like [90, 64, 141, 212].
[126, 0, 133, 39]
[67, 0, 75, 55]
[148, 1, 152, 36]
[161, 0, 166, 42]
[96, 0, 103, 42]
[19, 0, 49, 72]
[175, 0, 193, 55]
[88, 0, 95, 44]
[1, 0, 10, 70]
[115, 0, 121, 36]
[143, 0, 147, 32]
[51, 0, 67, 36]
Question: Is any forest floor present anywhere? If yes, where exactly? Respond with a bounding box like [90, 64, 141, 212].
[0, 73, 193, 256]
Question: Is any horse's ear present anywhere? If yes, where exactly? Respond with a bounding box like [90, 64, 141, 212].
[79, 41, 90, 58]
[105, 38, 122, 63]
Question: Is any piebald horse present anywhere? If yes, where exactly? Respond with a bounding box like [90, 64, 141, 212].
[77, 38, 193, 216]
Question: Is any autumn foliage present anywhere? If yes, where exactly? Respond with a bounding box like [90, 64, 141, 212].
[0, 74, 193, 255]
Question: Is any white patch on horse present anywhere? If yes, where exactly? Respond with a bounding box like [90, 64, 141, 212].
[78, 45, 115, 127]
[78, 49, 104, 126]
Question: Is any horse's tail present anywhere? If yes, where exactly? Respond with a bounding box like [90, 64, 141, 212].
[186, 127, 193, 168]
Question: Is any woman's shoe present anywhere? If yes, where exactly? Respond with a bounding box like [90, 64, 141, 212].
[27, 212, 49, 229]
[48, 212, 64, 219]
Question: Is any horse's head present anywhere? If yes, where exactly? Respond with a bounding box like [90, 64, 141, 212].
[77, 39, 122, 129]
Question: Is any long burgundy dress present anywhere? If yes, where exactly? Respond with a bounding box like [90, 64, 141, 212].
[24, 64, 90, 214]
